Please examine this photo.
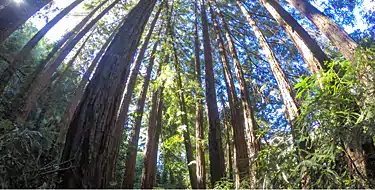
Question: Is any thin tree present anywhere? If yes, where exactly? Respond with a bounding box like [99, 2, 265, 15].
[209, 2, 250, 186]
[141, 77, 165, 189]
[122, 38, 160, 189]
[16, 0, 110, 98]
[199, 0, 225, 186]
[285, 0, 358, 62]
[211, 1, 261, 185]
[193, 0, 206, 188]
[17, 0, 120, 121]
[59, 0, 157, 188]
[0, 0, 83, 94]
[254, 0, 328, 73]
[0, 0, 52, 44]
[221, 99, 233, 180]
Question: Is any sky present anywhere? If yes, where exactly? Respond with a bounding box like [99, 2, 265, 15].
[24, 0, 374, 42]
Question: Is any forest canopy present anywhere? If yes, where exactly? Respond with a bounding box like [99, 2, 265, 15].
[0, 0, 374, 188]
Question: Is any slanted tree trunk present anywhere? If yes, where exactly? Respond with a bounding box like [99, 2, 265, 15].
[110, 7, 162, 183]
[212, 1, 261, 186]
[17, 0, 120, 121]
[0, 0, 52, 44]
[240, 5, 299, 122]
[141, 83, 164, 189]
[15, 0, 110, 97]
[59, 0, 156, 188]
[199, 0, 225, 186]
[57, 23, 120, 143]
[255, 0, 328, 74]
[0, 0, 83, 94]
[209, 3, 250, 187]
[239, 5, 310, 187]
[193, 0, 206, 188]
[122, 38, 160, 190]
[285, 0, 358, 62]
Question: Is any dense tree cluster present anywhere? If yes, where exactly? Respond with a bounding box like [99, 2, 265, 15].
[0, 0, 374, 188]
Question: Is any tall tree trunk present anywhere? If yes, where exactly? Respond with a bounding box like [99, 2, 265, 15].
[57, 23, 120, 143]
[221, 100, 233, 181]
[17, 0, 120, 121]
[211, 1, 261, 186]
[111, 7, 162, 183]
[239, 5, 310, 187]
[284, 0, 358, 62]
[240, 6, 299, 122]
[59, 0, 156, 188]
[209, 3, 250, 187]
[255, 0, 328, 74]
[193, 0, 206, 188]
[172, 44, 198, 189]
[15, 0, 110, 97]
[0, 0, 83, 94]
[167, 2, 198, 187]
[0, 0, 52, 44]
[141, 83, 164, 189]
[199, 0, 225, 186]
[122, 37, 160, 190]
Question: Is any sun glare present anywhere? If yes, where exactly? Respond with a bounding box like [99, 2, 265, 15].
[13, 0, 23, 4]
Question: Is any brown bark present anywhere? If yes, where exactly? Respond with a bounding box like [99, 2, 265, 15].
[240, 5, 299, 122]
[212, 1, 261, 186]
[193, 0, 206, 188]
[0, 0, 52, 44]
[141, 83, 164, 189]
[240, 5, 310, 187]
[110, 8, 162, 184]
[59, 0, 156, 188]
[17, 0, 119, 121]
[208, 3, 250, 186]
[122, 38, 160, 189]
[0, 0, 83, 94]
[57, 23, 120, 143]
[221, 100, 233, 180]
[199, 0, 225, 186]
[285, 0, 358, 62]
[256, 0, 328, 74]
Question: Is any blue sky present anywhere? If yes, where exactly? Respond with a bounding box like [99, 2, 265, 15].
[25, 0, 374, 42]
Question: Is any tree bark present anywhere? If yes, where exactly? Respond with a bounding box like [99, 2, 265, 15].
[0, 0, 83, 94]
[239, 4, 299, 122]
[212, 1, 261, 186]
[221, 100, 233, 181]
[122, 37, 160, 190]
[193, 0, 206, 188]
[199, 0, 225, 186]
[57, 23, 120, 143]
[141, 83, 164, 189]
[209, 3, 250, 186]
[285, 0, 358, 62]
[17, 0, 120, 121]
[0, 0, 52, 44]
[256, 0, 328, 74]
[59, 0, 156, 188]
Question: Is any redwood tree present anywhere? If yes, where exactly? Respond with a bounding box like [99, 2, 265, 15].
[199, 0, 225, 186]
[59, 0, 157, 188]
